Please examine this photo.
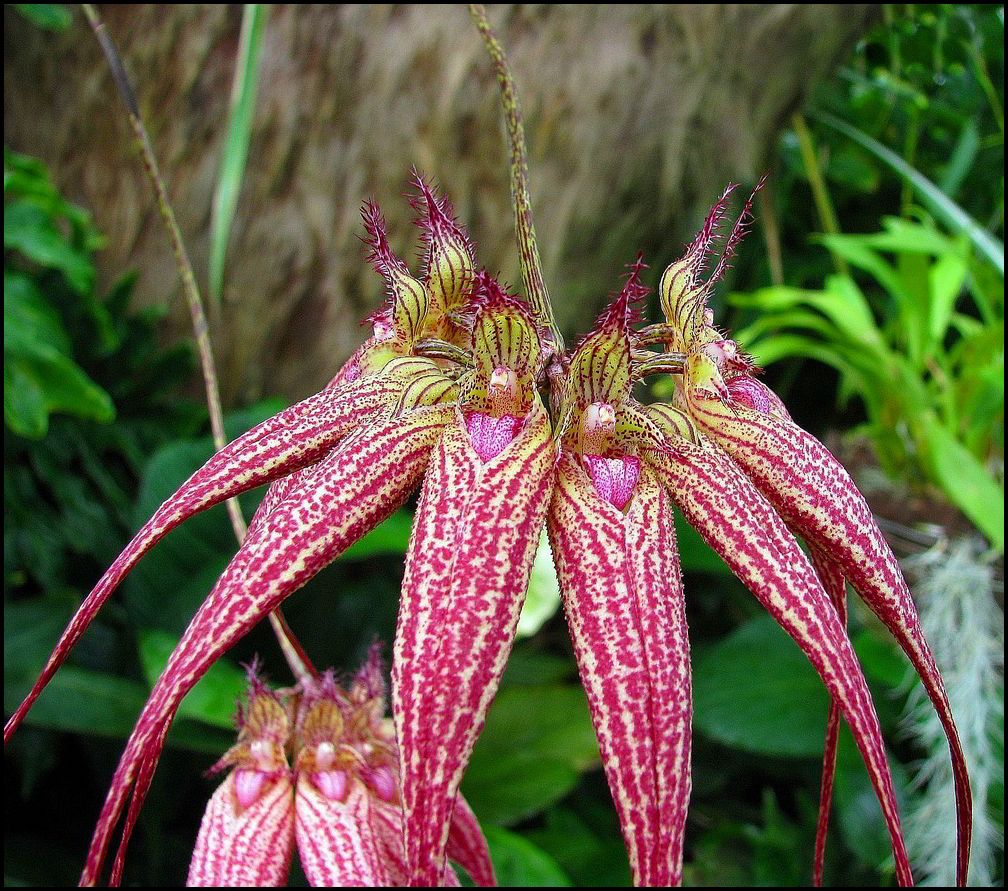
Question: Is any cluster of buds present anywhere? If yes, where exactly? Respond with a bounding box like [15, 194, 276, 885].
[188, 649, 493, 886]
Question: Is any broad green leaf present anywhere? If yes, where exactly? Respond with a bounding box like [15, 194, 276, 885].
[8, 666, 232, 753]
[4, 271, 71, 355]
[693, 615, 829, 757]
[3, 200, 94, 294]
[480, 826, 573, 887]
[138, 628, 246, 729]
[919, 414, 1004, 551]
[14, 4, 72, 30]
[927, 251, 968, 349]
[525, 806, 632, 888]
[463, 684, 600, 825]
[3, 348, 115, 438]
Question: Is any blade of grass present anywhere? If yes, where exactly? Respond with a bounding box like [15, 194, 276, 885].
[209, 4, 269, 304]
[815, 111, 1005, 276]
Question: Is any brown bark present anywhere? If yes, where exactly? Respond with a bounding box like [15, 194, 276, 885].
[4, 4, 875, 403]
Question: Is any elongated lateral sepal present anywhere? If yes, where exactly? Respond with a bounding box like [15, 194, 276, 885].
[80, 405, 452, 886]
[807, 545, 849, 887]
[394, 402, 555, 885]
[648, 437, 913, 886]
[3, 375, 398, 745]
[447, 794, 496, 887]
[686, 382, 972, 885]
[549, 454, 691, 885]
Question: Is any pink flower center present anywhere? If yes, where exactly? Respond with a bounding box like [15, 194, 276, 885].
[583, 454, 641, 511]
[465, 412, 523, 462]
[362, 764, 397, 802]
[234, 768, 270, 809]
[726, 376, 770, 414]
[313, 768, 349, 801]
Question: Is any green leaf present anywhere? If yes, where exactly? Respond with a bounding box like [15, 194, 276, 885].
[3, 347, 115, 438]
[3, 200, 94, 294]
[918, 414, 1004, 551]
[480, 826, 573, 887]
[463, 684, 600, 825]
[4, 271, 72, 355]
[14, 4, 72, 31]
[138, 629, 246, 729]
[693, 615, 829, 757]
[209, 4, 269, 302]
[815, 112, 1005, 275]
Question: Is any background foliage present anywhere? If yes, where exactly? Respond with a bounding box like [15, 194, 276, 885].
[4, 4, 1004, 886]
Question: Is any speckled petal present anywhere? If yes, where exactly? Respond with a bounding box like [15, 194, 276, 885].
[394, 402, 555, 885]
[4, 375, 397, 744]
[79, 405, 452, 886]
[807, 545, 848, 887]
[187, 772, 294, 887]
[649, 437, 913, 886]
[549, 453, 691, 886]
[688, 388, 971, 885]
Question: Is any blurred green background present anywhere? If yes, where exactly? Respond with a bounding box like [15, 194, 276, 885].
[4, 4, 1003, 886]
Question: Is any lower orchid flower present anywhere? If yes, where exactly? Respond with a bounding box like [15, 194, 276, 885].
[187, 651, 494, 887]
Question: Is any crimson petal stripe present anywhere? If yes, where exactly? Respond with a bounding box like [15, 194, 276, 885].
[3, 376, 397, 745]
[649, 438, 913, 886]
[187, 772, 295, 886]
[806, 544, 849, 887]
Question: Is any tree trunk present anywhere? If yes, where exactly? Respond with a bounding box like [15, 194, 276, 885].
[3, 4, 874, 403]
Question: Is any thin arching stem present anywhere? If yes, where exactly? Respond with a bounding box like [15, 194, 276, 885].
[81, 4, 315, 683]
[469, 4, 563, 358]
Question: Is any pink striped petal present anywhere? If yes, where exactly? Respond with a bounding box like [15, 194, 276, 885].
[4, 375, 397, 745]
[649, 437, 913, 886]
[187, 771, 294, 887]
[688, 385, 972, 885]
[79, 405, 452, 886]
[393, 402, 556, 885]
[295, 778, 390, 886]
[447, 794, 496, 887]
[549, 453, 691, 886]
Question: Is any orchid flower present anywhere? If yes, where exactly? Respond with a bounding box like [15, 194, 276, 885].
[187, 650, 493, 887]
[4, 14, 973, 889]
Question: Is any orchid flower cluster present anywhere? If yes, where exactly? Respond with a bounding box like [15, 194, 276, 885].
[186, 648, 493, 887]
[4, 13, 973, 889]
[4, 174, 972, 887]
